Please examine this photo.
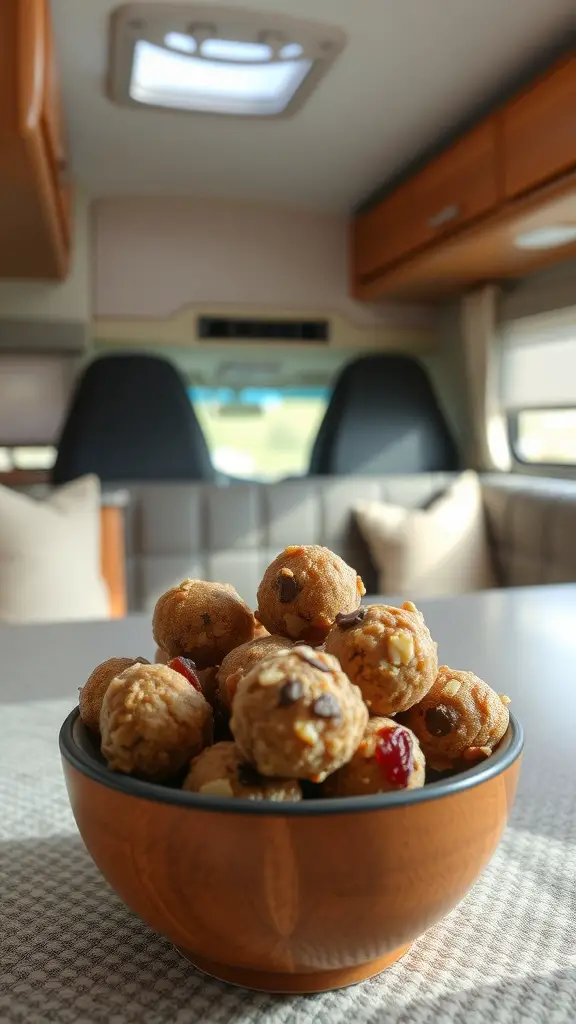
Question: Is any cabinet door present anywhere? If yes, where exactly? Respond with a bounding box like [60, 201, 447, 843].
[399, 120, 500, 253]
[501, 56, 576, 199]
[352, 120, 500, 281]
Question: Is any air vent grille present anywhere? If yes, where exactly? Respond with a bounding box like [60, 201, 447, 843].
[198, 317, 329, 342]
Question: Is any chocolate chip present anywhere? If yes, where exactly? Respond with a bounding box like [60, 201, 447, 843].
[312, 694, 342, 720]
[278, 677, 304, 706]
[335, 608, 366, 630]
[277, 573, 300, 603]
[425, 704, 459, 737]
[292, 648, 332, 672]
[237, 763, 262, 787]
[201, 613, 211, 626]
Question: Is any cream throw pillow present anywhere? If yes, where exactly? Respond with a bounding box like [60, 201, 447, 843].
[354, 471, 497, 598]
[0, 474, 110, 623]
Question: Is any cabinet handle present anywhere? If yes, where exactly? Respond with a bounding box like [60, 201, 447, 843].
[57, 157, 69, 187]
[428, 204, 460, 228]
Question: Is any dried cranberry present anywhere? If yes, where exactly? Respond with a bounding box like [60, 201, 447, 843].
[375, 726, 413, 787]
[168, 657, 201, 692]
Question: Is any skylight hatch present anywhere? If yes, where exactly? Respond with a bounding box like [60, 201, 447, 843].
[109, 4, 347, 118]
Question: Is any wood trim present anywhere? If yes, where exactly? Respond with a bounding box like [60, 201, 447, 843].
[99, 506, 127, 619]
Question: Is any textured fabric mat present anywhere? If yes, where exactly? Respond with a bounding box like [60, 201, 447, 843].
[2, 699, 575, 1024]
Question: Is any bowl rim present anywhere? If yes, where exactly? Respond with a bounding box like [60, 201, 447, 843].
[59, 707, 523, 817]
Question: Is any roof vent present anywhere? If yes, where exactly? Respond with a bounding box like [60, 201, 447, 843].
[109, 4, 347, 118]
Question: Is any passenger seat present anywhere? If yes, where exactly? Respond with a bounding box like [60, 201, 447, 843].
[308, 354, 458, 475]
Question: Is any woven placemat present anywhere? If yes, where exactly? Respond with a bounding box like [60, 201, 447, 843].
[1, 698, 575, 1024]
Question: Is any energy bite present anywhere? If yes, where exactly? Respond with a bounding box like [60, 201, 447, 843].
[324, 602, 437, 716]
[231, 646, 368, 782]
[256, 545, 365, 644]
[183, 742, 302, 802]
[79, 656, 149, 732]
[100, 662, 213, 781]
[152, 579, 254, 668]
[322, 716, 425, 797]
[403, 665, 510, 771]
[217, 634, 292, 711]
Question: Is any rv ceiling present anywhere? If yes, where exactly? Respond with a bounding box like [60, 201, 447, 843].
[51, 0, 574, 210]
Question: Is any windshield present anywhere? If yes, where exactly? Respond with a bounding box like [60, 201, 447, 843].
[191, 386, 329, 481]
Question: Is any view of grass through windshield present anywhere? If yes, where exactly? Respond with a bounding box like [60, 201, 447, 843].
[190, 386, 329, 480]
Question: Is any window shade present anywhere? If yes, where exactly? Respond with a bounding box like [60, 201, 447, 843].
[501, 305, 576, 410]
[0, 355, 75, 444]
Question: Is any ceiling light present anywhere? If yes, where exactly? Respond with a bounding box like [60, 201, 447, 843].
[130, 41, 312, 116]
[164, 31, 196, 53]
[109, 4, 347, 118]
[200, 38, 272, 62]
[515, 226, 576, 250]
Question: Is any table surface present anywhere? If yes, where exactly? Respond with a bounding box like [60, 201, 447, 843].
[2, 585, 575, 1024]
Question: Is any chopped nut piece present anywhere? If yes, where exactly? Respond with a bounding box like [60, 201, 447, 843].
[293, 721, 319, 746]
[284, 613, 307, 636]
[198, 778, 234, 797]
[388, 631, 415, 666]
[258, 664, 286, 686]
[402, 601, 418, 613]
[499, 694, 511, 705]
[442, 679, 462, 697]
[462, 745, 492, 763]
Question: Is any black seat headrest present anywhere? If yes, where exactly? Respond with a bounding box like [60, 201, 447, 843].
[52, 353, 214, 484]
[309, 354, 458, 476]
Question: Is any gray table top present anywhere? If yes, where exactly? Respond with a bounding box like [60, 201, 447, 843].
[1, 585, 575, 1023]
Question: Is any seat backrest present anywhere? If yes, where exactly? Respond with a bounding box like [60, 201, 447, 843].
[52, 353, 214, 484]
[309, 354, 459, 475]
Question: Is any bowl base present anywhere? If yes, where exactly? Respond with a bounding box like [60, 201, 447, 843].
[176, 944, 412, 993]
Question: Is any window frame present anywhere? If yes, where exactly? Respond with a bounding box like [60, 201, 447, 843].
[508, 405, 576, 468]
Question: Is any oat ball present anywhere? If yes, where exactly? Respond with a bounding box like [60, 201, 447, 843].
[183, 742, 302, 802]
[100, 663, 213, 781]
[256, 545, 365, 644]
[324, 602, 438, 716]
[79, 656, 149, 732]
[322, 717, 425, 798]
[402, 665, 510, 771]
[152, 579, 254, 668]
[217, 634, 292, 711]
[231, 646, 368, 782]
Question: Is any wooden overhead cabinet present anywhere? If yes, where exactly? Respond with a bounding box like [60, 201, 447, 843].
[352, 53, 576, 301]
[501, 56, 576, 199]
[0, 0, 71, 278]
[353, 121, 501, 280]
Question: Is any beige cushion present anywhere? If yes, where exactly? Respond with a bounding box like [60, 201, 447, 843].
[354, 471, 497, 598]
[0, 475, 110, 623]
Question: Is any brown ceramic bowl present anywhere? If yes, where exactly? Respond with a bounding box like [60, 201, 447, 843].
[60, 709, 522, 994]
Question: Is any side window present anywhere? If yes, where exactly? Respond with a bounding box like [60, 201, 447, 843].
[190, 387, 330, 480]
[511, 409, 576, 465]
[502, 306, 576, 467]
